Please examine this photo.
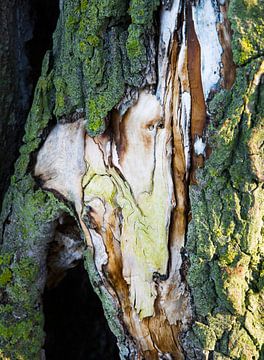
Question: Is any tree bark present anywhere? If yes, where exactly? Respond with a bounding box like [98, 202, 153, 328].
[0, 0, 263, 359]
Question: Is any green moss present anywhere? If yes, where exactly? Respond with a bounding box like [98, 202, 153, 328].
[186, 39, 264, 358]
[54, 77, 66, 112]
[11, 52, 54, 182]
[207, 313, 234, 340]
[0, 181, 69, 358]
[229, 323, 258, 359]
[212, 353, 230, 360]
[0, 47, 72, 359]
[211, 254, 250, 315]
[0, 183, 69, 359]
[228, 0, 264, 65]
[52, 0, 129, 134]
[0, 255, 44, 359]
[193, 322, 217, 350]
[126, 24, 146, 71]
[86, 35, 100, 47]
[51, 0, 160, 134]
[258, 266, 264, 290]
[126, 0, 159, 75]
[186, 255, 216, 316]
[0, 268, 12, 287]
[245, 290, 264, 345]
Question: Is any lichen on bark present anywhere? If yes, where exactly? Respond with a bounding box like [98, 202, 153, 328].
[0, 52, 72, 359]
[52, 0, 159, 135]
[184, 0, 264, 354]
[228, 0, 264, 65]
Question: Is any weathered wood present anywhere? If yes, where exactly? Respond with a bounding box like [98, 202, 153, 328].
[35, 90, 185, 358]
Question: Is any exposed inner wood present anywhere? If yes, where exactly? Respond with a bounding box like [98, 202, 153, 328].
[187, 3, 207, 182]
[82, 92, 184, 359]
[34, 1, 226, 358]
[218, 4, 236, 90]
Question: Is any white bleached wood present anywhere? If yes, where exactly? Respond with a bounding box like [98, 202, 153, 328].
[194, 136, 206, 155]
[157, 0, 182, 104]
[180, 92, 191, 171]
[192, 0, 222, 99]
[34, 120, 86, 216]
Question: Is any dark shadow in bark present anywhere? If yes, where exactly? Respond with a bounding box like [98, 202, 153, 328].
[25, 0, 60, 88]
[0, 0, 59, 209]
[43, 214, 119, 360]
[43, 262, 119, 360]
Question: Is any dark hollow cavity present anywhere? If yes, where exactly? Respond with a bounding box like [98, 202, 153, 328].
[43, 262, 119, 360]
[43, 214, 119, 360]
[25, 0, 60, 88]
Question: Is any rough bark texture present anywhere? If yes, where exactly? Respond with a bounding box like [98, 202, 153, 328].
[183, 2, 264, 358]
[0, 0, 263, 359]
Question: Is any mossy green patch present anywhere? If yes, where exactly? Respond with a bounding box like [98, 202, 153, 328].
[0, 181, 69, 359]
[186, 53, 264, 358]
[0, 49, 71, 360]
[52, 0, 159, 135]
[126, 0, 159, 78]
[193, 322, 217, 350]
[228, 0, 264, 65]
[229, 323, 258, 359]
[0, 255, 44, 359]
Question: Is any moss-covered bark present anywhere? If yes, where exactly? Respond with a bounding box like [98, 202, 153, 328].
[184, 0, 264, 358]
[51, 0, 159, 134]
[0, 54, 70, 359]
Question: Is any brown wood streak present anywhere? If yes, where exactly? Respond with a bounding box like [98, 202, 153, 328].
[170, 32, 189, 246]
[218, 4, 236, 89]
[148, 314, 182, 355]
[103, 214, 130, 311]
[187, 2, 207, 183]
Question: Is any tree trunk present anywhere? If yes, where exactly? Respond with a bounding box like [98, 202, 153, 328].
[0, 0, 263, 359]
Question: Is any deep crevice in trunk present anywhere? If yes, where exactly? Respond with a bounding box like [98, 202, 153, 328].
[25, 0, 60, 90]
[43, 262, 119, 360]
[43, 214, 119, 360]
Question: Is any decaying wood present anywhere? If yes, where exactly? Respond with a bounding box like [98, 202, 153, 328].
[34, 0, 233, 358]
[35, 91, 184, 358]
